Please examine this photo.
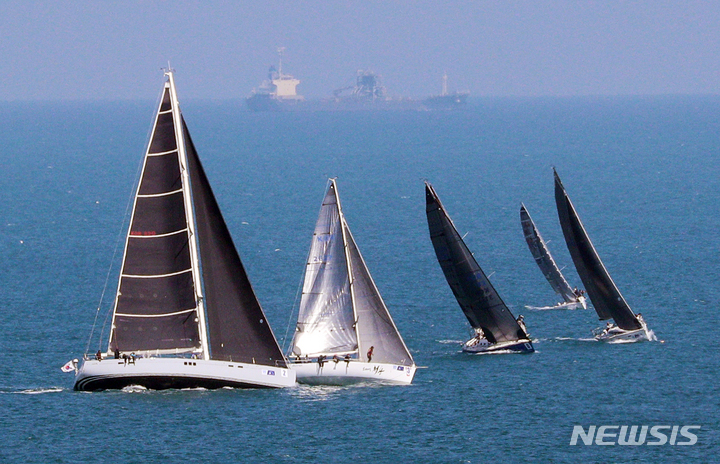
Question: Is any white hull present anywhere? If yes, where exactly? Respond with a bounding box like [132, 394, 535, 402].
[290, 359, 415, 385]
[593, 320, 654, 343]
[526, 296, 587, 310]
[74, 357, 296, 391]
[462, 338, 534, 354]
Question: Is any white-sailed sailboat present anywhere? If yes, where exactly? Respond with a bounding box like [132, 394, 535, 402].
[72, 71, 295, 390]
[288, 179, 416, 385]
[554, 169, 653, 342]
[520, 204, 587, 310]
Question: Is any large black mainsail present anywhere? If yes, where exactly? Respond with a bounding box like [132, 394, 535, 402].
[109, 84, 201, 354]
[425, 182, 527, 343]
[553, 169, 641, 330]
[108, 72, 287, 363]
[520, 203, 579, 303]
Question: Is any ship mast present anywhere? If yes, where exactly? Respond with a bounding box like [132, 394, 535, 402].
[166, 70, 210, 360]
[277, 47, 285, 77]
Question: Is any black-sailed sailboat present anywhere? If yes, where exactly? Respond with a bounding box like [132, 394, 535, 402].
[553, 169, 653, 342]
[71, 71, 295, 390]
[520, 204, 587, 310]
[288, 179, 416, 384]
[425, 182, 534, 353]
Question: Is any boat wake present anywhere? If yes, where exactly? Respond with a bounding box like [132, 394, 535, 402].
[290, 384, 355, 402]
[121, 385, 148, 393]
[437, 339, 464, 345]
[551, 336, 597, 343]
[4, 387, 64, 395]
[524, 305, 587, 311]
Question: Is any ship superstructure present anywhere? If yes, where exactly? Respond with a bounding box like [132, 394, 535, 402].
[246, 47, 304, 111]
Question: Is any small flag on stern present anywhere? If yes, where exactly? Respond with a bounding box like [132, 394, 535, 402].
[61, 359, 78, 373]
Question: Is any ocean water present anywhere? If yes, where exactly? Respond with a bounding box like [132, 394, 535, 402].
[1, 96, 718, 462]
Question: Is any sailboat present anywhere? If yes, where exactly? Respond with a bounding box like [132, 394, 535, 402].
[553, 169, 653, 342]
[520, 204, 587, 310]
[72, 71, 296, 390]
[288, 179, 416, 385]
[425, 182, 534, 354]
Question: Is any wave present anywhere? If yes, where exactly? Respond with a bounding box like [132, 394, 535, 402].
[0, 387, 65, 395]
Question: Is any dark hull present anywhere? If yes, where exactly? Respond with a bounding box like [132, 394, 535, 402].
[462, 339, 535, 354]
[422, 93, 469, 110]
[246, 93, 281, 112]
[74, 374, 275, 391]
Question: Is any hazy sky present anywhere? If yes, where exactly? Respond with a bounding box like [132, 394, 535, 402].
[2, 1, 720, 100]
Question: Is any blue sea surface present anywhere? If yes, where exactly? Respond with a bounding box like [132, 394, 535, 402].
[0, 96, 718, 462]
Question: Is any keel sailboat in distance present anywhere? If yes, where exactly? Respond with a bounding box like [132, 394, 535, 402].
[554, 169, 653, 342]
[520, 204, 587, 310]
[288, 179, 416, 385]
[72, 71, 295, 390]
[425, 182, 534, 354]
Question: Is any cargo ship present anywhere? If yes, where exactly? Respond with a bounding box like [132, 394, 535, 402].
[421, 73, 469, 110]
[246, 47, 304, 111]
[246, 52, 467, 112]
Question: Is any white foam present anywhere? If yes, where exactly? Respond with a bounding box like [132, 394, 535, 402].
[437, 339, 463, 345]
[16, 387, 63, 395]
[121, 385, 147, 392]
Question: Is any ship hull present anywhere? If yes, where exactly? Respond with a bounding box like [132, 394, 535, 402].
[526, 296, 588, 310]
[421, 93, 469, 110]
[593, 320, 654, 343]
[289, 359, 415, 385]
[462, 338, 535, 354]
[74, 357, 296, 391]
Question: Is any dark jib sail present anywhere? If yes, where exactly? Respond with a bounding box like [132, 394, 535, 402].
[553, 169, 641, 330]
[184, 120, 286, 366]
[520, 204, 578, 303]
[109, 85, 200, 353]
[425, 182, 527, 343]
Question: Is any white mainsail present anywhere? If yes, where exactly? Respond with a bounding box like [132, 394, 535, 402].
[291, 179, 413, 367]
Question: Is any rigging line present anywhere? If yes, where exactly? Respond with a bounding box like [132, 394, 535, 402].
[87, 166, 139, 355]
[283, 226, 318, 355]
[282, 270, 305, 356]
[86, 84, 165, 355]
[95, 157, 143, 354]
[86, 154, 144, 355]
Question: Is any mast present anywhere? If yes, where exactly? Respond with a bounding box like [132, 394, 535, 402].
[277, 47, 285, 77]
[333, 179, 362, 359]
[167, 70, 209, 359]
